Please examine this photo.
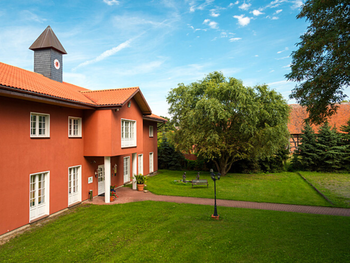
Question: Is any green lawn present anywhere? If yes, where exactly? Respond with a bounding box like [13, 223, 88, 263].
[147, 170, 331, 207]
[1, 202, 349, 263]
[300, 171, 350, 208]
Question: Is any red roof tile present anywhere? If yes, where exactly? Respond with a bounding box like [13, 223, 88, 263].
[144, 114, 167, 122]
[0, 62, 93, 104]
[288, 103, 350, 134]
[81, 87, 139, 106]
[0, 62, 155, 114]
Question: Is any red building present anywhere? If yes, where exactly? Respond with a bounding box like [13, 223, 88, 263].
[288, 103, 350, 152]
[0, 26, 165, 236]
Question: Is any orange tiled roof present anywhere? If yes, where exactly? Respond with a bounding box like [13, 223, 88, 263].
[0, 62, 153, 113]
[0, 62, 94, 104]
[288, 103, 350, 134]
[144, 113, 167, 122]
[81, 87, 139, 106]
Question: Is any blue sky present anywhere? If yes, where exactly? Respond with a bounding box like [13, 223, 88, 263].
[1, 0, 311, 117]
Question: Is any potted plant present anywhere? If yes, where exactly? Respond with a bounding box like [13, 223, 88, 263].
[134, 174, 147, 191]
[110, 190, 118, 201]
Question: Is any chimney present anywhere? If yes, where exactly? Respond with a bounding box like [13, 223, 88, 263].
[29, 26, 67, 82]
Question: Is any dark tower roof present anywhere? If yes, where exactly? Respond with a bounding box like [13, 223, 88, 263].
[29, 26, 67, 54]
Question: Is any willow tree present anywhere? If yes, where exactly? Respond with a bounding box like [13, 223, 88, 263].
[167, 71, 290, 175]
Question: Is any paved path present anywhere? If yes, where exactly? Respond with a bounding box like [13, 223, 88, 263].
[84, 187, 350, 217]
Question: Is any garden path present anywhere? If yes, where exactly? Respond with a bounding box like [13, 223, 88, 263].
[84, 187, 350, 217]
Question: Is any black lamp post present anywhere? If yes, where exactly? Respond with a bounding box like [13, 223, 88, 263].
[210, 171, 221, 219]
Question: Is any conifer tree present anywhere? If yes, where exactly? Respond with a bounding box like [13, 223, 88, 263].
[158, 135, 183, 170]
[340, 119, 350, 170]
[316, 121, 345, 171]
[295, 121, 318, 170]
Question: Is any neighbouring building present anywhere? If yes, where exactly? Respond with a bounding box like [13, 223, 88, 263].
[0, 26, 166, 236]
[288, 103, 350, 152]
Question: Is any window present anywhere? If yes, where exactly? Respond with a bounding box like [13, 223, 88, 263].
[124, 156, 130, 183]
[138, 154, 143, 175]
[30, 113, 50, 137]
[30, 171, 49, 220]
[121, 119, 136, 147]
[149, 152, 154, 174]
[149, 125, 154, 137]
[68, 117, 82, 137]
[68, 166, 81, 205]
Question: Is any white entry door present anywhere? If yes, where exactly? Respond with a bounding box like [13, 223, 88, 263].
[98, 165, 105, 195]
[124, 157, 130, 183]
[138, 154, 143, 175]
[68, 166, 81, 205]
[30, 172, 49, 221]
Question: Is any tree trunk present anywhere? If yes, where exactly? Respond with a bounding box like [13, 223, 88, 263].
[213, 155, 236, 176]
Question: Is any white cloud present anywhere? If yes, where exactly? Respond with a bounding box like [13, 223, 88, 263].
[274, 9, 283, 14]
[276, 55, 290, 60]
[210, 9, 220, 17]
[239, 2, 251, 10]
[277, 47, 289, 54]
[103, 0, 120, 6]
[221, 32, 228, 38]
[21, 10, 46, 23]
[251, 10, 264, 16]
[255, 55, 259, 57]
[266, 0, 287, 8]
[282, 64, 291, 68]
[229, 37, 242, 42]
[272, 16, 279, 20]
[203, 19, 218, 29]
[228, 1, 239, 8]
[189, 0, 214, 13]
[269, 70, 275, 73]
[74, 38, 133, 69]
[292, 0, 303, 9]
[233, 15, 251, 26]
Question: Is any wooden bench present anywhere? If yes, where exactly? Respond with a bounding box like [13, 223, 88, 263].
[191, 179, 208, 188]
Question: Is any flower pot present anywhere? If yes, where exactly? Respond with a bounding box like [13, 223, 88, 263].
[110, 196, 115, 202]
[137, 184, 144, 191]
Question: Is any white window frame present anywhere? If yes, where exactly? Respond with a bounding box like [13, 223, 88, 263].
[68, 116, 82, 137]
[149, 152, 154, 174]
[149, 125, 154, 137]
[124, 156, 130, 183]
[121, 119, 137, 148]
[68, 165, 82, 205]
[29, 171, 50, 221]
[138, 154, 143, 175]
[30, 112, 50, 138]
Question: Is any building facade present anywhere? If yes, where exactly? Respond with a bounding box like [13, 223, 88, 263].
[0, 26, 165, 236]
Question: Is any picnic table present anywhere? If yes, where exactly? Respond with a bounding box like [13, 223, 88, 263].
[191, 179, 208, 188]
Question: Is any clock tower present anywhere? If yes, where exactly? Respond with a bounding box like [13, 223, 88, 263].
[29, 26, 67, 82]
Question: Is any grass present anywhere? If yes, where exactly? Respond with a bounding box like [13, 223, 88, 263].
[300, 171, 350, 208]
[1, 202, 350, 263]
[147, 170, 331, 207]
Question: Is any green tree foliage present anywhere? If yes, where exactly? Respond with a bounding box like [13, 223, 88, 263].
[158, 135, 184, 170]
[157, 116, 175, 147]
[292, 120, 349, 172]
[286, 0, 350, 124]
[315, 122, 345, 171]
[291, 121, 319, 170]
[340, 119, 350, 170]
[166, 71, 290, 176]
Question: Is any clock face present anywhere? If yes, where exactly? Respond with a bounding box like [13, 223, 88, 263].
[54, 59, 60, 70]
